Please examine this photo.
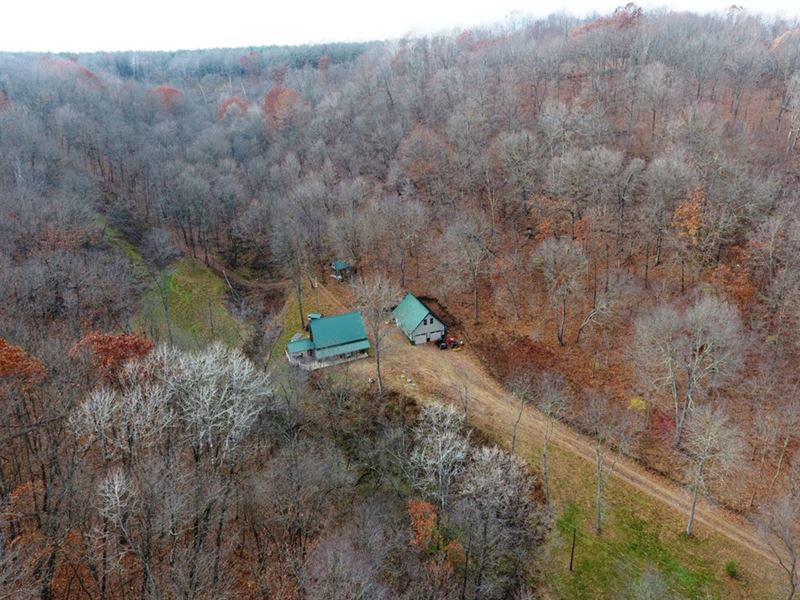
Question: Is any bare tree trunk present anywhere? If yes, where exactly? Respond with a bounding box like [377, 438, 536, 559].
[471, 270, 480, 323]
[212, 481, 234, 587]
[655, 231, 663, 266]
[497, 267, 521, 320]
[460, 525, 473, 600]
[158, 277, 174, 345]
[595, 451, 604, 534]
[576, 307, 598, 344]
[680, 256, 686, 294]
[511, 398, 524, 454]
[675, 410, 687, 448]
[100, 517, 109, 600]
[471, 520, 488, 600]
[686, 461, 704, 536]
[375, 342, 384, 396]
[768, 437, 790, 495]
[542, 424, 552, 510]
[557, 298, 567, 346]
[674, 379, 695, 448]
[651, 106, 657, 137]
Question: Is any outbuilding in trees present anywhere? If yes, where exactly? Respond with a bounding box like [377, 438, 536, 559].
[393, 292, 446, 344]
[330, 259, 353, 282]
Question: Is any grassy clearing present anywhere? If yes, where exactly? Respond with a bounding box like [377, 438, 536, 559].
[95, 215, 147, 274]
[136, 258, 249, 349]
[270, 279, 348, 366]
[95, 215, 249, 350]
[520, 439, 782, 599]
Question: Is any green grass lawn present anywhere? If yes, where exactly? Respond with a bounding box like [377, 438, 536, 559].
[270, 279, 348, 367]
[537, 443, 784, 600]
[95, 214, 147, 274]
[550, 502, 716, 598]
[96, 216, 248, 350]
[135, 258, 249, 349]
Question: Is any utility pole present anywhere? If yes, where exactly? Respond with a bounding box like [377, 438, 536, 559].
[569, 527, 577, 572]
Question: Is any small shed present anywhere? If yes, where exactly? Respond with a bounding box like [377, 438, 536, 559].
[393, 293, 446, 345]
[330, 259, 353, 282]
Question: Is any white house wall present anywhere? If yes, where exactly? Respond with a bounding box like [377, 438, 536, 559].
[410, 315, 446, 344]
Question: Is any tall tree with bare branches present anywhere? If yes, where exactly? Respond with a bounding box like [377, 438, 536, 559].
[761, 495, 800, 598]
[353, 273, 401, 395]
[532, 237, 587, 346]
[683, 405, 745, 536]
[579, 392, 642, 534]
[633, 295, 742, 447]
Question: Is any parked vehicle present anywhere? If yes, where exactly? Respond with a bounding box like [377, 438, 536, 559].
[438, 336, 464, 350]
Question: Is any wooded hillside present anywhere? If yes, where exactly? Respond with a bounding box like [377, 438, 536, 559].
[2, 5, 800, 598]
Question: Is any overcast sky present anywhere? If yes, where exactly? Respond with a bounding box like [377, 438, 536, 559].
[3, 0, 800, 53]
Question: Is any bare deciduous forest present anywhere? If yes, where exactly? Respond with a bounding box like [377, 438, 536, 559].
[3, 5, 800, 598]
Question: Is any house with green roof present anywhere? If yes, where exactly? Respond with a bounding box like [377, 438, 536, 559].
[286, 311, 370, 369]
[393, 292, 446, 345]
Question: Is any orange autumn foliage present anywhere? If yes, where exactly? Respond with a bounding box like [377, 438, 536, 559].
[407, 499, 438, 551]
[0, 338, 45, 383]
[218, 96, 250, 120]
[535, 218, 554, 241]
[406, 498, 464, 582]
[6, 480, 45, 539]
[70, 332, 154, 377]
[149, 85, 182, 112]
[406, 502, 462, 591]
[261, 86, 300, 129]
[572, 215, 592, 244]
[442, 539, 466, 566]
[572, 3, 643, 36]
[709, 247, 758, 307]
[424, 554, 455, 587]
[710, 263, 757, 307]
[398, 127, 451, 197]
[455, 30, 506, 52]
[41, 57, 104, 90]
[41, 223, 98, 252]
[673, 188, 704, 246]
[456, 30, 475, 49]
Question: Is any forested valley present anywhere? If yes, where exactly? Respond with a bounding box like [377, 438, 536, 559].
[3, 5, 800, 598]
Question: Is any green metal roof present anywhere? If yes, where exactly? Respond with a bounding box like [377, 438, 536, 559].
[315, 339, 370, 359]
[310, 311, 368, 349]
[393, 292, 431, 336]
[287, 338, 314, 353]
[331, 259, 350, 271]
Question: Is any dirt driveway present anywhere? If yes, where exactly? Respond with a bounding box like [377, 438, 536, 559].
[317, 281, 779, 565]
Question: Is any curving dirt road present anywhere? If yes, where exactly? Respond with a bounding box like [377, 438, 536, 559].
[317, 282, 779, 566]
